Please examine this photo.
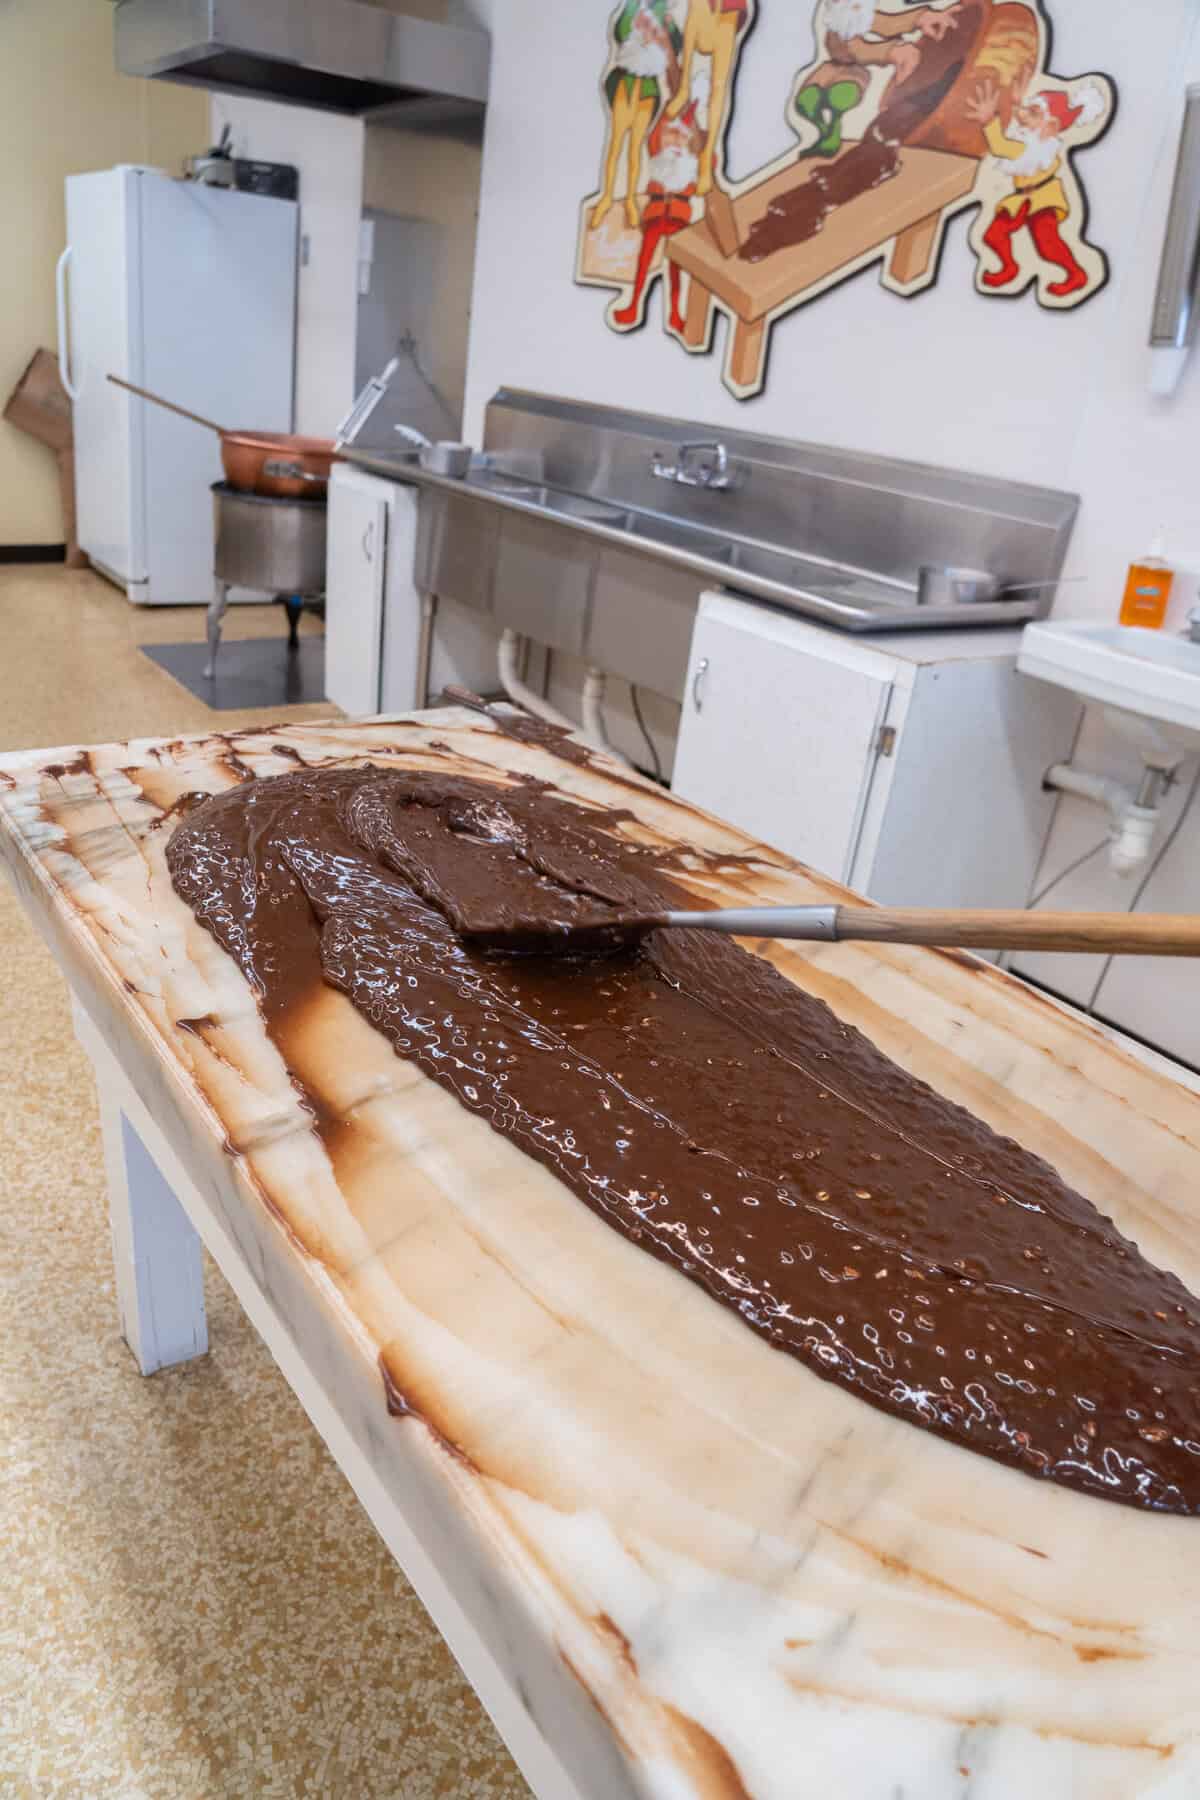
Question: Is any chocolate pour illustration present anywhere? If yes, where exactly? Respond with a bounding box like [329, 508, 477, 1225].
[167, 760, 1200, 1515]
[742, 2, 985, 263]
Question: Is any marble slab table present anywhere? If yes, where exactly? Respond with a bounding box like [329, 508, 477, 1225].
[4, 711, 1200, 1800]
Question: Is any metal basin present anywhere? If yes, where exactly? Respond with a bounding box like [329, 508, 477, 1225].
[628, 514, 735, 563]
[471, 472, 631, 529]
[548, 492, 630, 527]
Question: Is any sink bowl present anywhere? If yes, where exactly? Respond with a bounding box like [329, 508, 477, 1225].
[628, 513, 735, 562]
[1019, 621, 1200, 753]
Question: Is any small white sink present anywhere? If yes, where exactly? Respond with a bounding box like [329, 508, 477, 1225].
[1019, 621, 1200, 753]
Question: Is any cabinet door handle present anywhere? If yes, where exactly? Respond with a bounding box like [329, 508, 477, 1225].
[362, 521, 375, 561]
[692, 656, 709, 713]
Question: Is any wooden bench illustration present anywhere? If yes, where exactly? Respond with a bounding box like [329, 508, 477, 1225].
[667, 144, 980, 398]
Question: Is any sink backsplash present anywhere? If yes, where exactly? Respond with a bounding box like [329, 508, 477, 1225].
[483, 389, 1079, 595]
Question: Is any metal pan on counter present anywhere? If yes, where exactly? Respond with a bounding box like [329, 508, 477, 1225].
[916, 564, 1082, 607]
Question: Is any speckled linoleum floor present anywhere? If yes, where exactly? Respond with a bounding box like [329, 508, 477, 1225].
[0, 567, 529, 1799]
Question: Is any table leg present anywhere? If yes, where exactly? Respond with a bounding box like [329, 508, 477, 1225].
[97, 1075, 208, 1374]
[681, 276, 715, 351]
[204, 578, 229, 680]
[728, 316, 767, 394]
[886, 212, 941, 289]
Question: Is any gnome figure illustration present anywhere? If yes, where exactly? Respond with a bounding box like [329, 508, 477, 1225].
[792, 0, 964, 159]
[612, 100, 705, 332]
[966, 71, 1107, 296]
[592, 0, 683, 231]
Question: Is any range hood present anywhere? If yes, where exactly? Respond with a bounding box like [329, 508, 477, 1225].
[115, 0, 490, 131]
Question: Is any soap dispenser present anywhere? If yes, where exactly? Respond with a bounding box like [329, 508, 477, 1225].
[1120, 537, 1174, 629]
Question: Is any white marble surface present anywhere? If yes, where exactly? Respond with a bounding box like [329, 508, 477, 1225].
[4, 713, 1200, 1799]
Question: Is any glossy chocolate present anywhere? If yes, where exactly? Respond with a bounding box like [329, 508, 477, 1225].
[167, 764, 1200, 1515]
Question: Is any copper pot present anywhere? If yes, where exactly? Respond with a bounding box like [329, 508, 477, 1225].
[221, 431, 336, 499]
[106, 375, 336, 500]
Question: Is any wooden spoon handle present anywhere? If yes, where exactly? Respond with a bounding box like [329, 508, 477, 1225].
[837, 906, 1200, 956]
[106, 373, 225, 436]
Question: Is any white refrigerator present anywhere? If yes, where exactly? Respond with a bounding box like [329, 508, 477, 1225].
[59, 166, 298, 605]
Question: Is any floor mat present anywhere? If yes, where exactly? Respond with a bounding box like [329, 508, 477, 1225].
[142, 637, 326, 710]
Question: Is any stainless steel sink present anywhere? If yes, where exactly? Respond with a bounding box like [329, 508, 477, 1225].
[349, 390, 1080, 636]
[549, 493, 630, 526]
[627, 514, 735, 562]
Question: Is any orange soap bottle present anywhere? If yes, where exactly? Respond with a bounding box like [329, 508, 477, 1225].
[1120, 538, 1174, 629]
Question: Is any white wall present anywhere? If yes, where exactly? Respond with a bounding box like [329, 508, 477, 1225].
[465, 1, 1200, 632]
[362, 125, 484, 429]
[462, 0, 1200, 1063]
[0, 0, 206, 545]
[210, 96, 364, 436]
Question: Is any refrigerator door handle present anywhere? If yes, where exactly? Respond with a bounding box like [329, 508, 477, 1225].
[56, 246, 80, 402]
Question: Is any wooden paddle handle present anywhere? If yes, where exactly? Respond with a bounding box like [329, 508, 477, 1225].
[106, 373, 225, 436]
[837, 907, 1200, 956]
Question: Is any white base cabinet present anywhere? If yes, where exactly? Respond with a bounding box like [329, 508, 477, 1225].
[325, 477, 388, 717]
[674, 592, 1081, 911]
[326, 465, 499, 718]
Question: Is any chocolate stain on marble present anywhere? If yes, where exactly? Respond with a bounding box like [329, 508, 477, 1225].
[783, 1672, 1174, 1759]
[662, 1706, 755, 1800]
[139, 790, 211, 830]
[221, 746, 257, 783]
[379, 1352, 479, 1473]
[165, 761, 1200, 1517]
[42, 749, 94, 781]
[1074, 1644, 1147, 1664]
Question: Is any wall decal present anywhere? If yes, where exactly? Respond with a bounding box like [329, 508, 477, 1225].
[575, 2, 1115, 401]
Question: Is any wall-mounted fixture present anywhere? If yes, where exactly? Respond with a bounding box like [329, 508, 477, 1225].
[1150, 84, 1200, 396]
[115, 0, 490, 134]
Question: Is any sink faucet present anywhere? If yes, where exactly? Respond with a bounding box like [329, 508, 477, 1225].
[652, 440, 731, 490]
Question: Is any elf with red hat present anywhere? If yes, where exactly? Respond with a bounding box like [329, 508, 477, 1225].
[965, 75, 1107, 299]
[612, 100, 703, 334]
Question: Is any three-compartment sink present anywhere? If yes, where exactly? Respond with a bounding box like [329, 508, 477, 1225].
[1019, 620, 1200, 752]
[470, 471, 887, 598]
[347, 428, 1071, 634]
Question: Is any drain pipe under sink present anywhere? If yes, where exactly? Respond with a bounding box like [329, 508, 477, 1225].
[497, 631, 627, 760]
[581, 665, 627, 761]
[497, 629, 577, 730]
[1044, 762, 1172, 876]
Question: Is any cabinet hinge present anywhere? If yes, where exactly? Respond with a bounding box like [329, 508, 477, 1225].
[876, 725, 897, 758]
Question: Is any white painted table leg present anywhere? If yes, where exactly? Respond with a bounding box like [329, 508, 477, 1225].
[96, 1076, 208, 1374]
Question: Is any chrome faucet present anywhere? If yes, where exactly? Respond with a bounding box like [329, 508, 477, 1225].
[651, 440, 731, 490]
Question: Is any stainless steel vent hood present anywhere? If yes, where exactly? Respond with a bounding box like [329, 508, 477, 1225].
[115, 0, 490, 131]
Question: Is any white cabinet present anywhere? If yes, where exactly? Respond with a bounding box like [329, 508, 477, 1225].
[325, 476, 387, 717]
[674, 592, 1081, 909]
[326, 464, 501, 717]
[677, 606, 894, 881]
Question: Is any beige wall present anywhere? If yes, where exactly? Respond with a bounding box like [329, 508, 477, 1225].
[362, 126, 484, 429]
[210, 95, 365, 436]
[359, 0, 491, 426]
[0, 1, 206, 546]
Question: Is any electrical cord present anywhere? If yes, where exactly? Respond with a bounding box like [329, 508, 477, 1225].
[629, 682, 663, 781]
[1029, 839, 1109, 909]
[1084, 759, 1200, 1014]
